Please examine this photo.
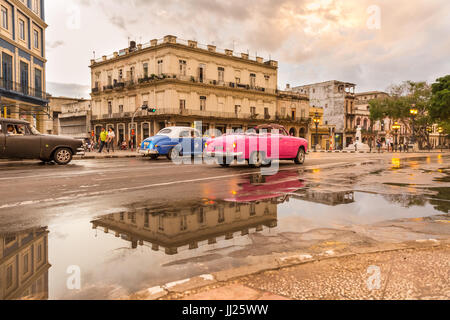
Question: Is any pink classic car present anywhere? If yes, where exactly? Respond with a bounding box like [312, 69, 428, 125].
[205, 124, 308, 167]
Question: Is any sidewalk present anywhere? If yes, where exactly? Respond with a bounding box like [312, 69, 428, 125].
[130, 240, 449, 301]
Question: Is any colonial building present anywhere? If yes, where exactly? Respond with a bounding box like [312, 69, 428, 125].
[90, 35, 307, 146]
[291, 80, 356, 149]
[309, 106, 335, 150]
[0, 0, 48, 132]
[58, 98, 92, 139]
[276, 90, 310, 138]
[0, 227, 50, 300]
[43, 96, 82, 135]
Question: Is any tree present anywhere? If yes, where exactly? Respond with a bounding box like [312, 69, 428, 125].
[369, 81, 433, 148]
[430, 75, 450, 137]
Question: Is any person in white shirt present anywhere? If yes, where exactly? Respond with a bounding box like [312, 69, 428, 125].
[107, 128, 116, 153]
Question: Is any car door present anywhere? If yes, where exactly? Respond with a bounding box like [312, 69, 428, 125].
[4, 123, 41, 159]
[279, 132, 297, 159]
[0, 121, 5, 158]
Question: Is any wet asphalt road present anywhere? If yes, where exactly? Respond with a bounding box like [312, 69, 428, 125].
[0, 153, 384, 231]
[0, 152, 448, 300]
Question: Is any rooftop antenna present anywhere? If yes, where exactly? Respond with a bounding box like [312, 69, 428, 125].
[93, 51, 96, 59]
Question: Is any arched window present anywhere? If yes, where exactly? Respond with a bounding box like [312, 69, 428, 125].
[356, 118, 361, 127]
[363, 119, 368, 130]
[299, 127, 306, 138]
[289, 128, 297, 136]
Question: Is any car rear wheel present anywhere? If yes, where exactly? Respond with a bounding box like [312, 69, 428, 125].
[54, 148, 73, 165]
[249, 151, 263, 168]
[294, 148, 306, 165]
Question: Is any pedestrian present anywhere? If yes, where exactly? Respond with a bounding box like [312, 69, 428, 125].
[98, 128, 108, 153]
[107, 128, 116, 153]
[376, 139, 381, 153]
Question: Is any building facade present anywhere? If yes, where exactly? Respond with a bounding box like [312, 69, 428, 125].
[291, 80, 356, 149]
[276, 90, 310, 138]
[309, 106, 336, 150]
[43, 96, 82, 135]
[90, 35, 308, 146]
[58, 98, 92, 139]
[0, 0, 48, 132]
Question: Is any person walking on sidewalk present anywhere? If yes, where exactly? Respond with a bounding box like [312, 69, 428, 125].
[107, 128, 116, 153]
[98, 128, 108, 153]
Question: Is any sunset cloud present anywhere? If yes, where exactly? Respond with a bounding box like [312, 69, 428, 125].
[46, 0, 450, 97]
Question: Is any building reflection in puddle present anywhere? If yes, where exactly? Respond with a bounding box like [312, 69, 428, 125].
[0, 227, 50, 300]
[92, 200, 279, 256]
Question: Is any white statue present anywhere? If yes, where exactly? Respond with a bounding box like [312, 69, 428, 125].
[345, 126, 371, 152]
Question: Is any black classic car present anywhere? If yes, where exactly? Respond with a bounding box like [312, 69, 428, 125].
[0, 118, 84, 165]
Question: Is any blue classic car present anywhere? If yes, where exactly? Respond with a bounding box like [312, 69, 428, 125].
[139, 127, 206, 160]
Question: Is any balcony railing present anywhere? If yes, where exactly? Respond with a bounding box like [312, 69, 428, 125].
[0, 78, 49, 102]
[92, 73, 276, 95]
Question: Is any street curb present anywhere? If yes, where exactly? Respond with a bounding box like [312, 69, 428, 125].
[127, 239, 449, 300]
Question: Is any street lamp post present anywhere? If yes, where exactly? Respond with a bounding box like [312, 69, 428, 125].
[130, 104, 149, 151]
[426, 126, 433, 151]
[409, 105, 418, 148]
[313, 113, 320, 152]
[392, 122, 401, 152]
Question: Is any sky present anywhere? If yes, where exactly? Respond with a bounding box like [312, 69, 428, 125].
[45, 0, 450, 99]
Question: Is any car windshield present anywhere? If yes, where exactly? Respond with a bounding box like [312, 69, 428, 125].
[157, 129, 172, 135]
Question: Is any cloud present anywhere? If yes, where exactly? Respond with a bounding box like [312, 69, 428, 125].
[47, 40, 65, 49]
[45, 0, 450, 93]
[47, 82, 91, 99]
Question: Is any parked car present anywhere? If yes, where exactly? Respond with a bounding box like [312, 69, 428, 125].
[205, 124, 308, 167]
[140, 127, 207, 160]
[0, 118, 85, 165]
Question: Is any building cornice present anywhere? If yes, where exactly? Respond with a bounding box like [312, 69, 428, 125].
[90, 42, 278, 71]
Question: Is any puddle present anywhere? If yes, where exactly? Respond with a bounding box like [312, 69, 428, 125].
[1, 161, 449, 300]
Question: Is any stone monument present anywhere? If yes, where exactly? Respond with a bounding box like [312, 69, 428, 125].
[345, 126, 371, 152]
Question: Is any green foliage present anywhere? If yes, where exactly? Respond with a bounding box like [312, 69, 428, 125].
[430, 75, 450, 135]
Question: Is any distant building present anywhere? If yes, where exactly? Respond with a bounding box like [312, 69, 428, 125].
[43, 96, 83, 135]
[276, 90, 310, 138]
[58, 99, 92, 139]
[309, 106, 336, 150]
[291, 80, 356, 149]
[0, 0, 48, 132]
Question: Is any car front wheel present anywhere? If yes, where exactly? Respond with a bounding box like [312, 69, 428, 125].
[294, 148, 306, 165]
[54, 148, 73, 165]
[167, 148, 181, 161]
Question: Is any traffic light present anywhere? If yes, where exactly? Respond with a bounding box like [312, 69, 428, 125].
[91, 131, 95, 137]
[149, 108, 157, 113]
[131, 129, 136, 136]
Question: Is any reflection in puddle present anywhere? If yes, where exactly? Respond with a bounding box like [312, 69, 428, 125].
[0, 227, 50, 300]
[92, 201, 278, 256]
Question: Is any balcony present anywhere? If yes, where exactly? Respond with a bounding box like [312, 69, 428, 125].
[92, 73, 276, 95]
[0, 78, 49, 105]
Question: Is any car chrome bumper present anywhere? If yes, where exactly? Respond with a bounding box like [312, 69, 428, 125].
[139, 149, 159, 155]
[76, 148, 85, 156]
[205, 151, 244, 158]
